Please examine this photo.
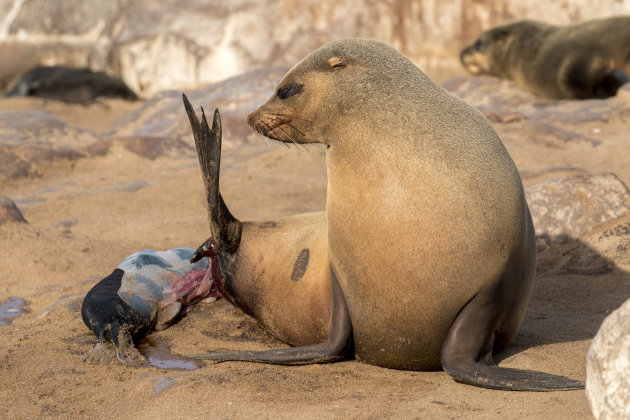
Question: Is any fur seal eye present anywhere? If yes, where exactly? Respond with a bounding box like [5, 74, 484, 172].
[277, 83, 303, 99]
[473, 39, 484, 51]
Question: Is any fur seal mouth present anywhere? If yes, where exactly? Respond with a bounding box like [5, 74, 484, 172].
[460, 49, 487, 75]
[250, 112, 309, 145]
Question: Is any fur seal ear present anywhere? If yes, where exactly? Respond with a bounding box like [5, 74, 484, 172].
[182, 94, 242, 255]
[327, 57, 347, 69]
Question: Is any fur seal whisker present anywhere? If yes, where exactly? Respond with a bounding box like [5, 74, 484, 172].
[261, 116, 311, 157]
[273, 116, 306, 137]
[271, 121, 295, 144]
[260, 119, 291, 144]
[273, 112, 314, 124]
[265, 115, 311, 156]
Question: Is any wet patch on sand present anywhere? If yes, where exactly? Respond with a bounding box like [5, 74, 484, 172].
[0, 297, 28, 325]
[138, 337, 201, 371]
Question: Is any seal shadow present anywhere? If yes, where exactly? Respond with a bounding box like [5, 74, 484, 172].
[496, 236, 630, 361]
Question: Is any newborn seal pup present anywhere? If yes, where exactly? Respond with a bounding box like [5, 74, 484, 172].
[81, 248, 220, 364]
[184, 39, 583, 391]
[460, 17, 630, 99]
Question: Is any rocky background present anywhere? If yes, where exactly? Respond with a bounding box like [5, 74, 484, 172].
[2, 0, 630, 96]
[2, 1, 630, 419]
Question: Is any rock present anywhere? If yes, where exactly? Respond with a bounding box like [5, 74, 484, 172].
[584, 216, 630, 268]
[87, 136, 192, 160]
[2, 0, 629, 96]
[152, 377, 176, 397]
[587, 297, 630, 420]
[107, 66, 288, 144]
[526, 173, 630, 244]
[0, 192, 28, 224]
[0, 67, 284, 180]
[0, 110, 94, 180]
[0, 296, 28, 325]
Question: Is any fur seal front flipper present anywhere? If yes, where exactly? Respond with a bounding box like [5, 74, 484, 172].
[440, 209, 583, 390]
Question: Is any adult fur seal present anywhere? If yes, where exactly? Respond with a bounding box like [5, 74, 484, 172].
[184, 39, 583, 391]
[460, 17, 630, 99]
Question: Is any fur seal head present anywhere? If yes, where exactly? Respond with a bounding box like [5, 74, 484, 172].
[460, 20, 551, 79]
[247, 39, 438, 147]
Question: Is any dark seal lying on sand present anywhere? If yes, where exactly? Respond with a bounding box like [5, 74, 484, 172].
[81, 248, 220, 364]
[5, 66, 138, 103]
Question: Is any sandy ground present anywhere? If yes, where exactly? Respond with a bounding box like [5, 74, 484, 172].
[1, 89, 627, 418]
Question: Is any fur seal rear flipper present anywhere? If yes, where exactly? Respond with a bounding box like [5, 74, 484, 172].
[183, 94, 351, 363]
[182, 94, 241, 255]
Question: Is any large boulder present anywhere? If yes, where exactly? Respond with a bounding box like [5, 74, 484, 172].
[587, 297, 630, 420]
[525, 173, 630, 244]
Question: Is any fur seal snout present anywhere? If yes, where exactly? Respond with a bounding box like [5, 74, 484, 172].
[460, 17, 630, 99]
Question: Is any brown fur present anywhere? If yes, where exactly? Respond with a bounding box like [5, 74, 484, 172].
[460, 17, 630, 99]
[248, 39, 535, 370]
[224, 212, 331, 346]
